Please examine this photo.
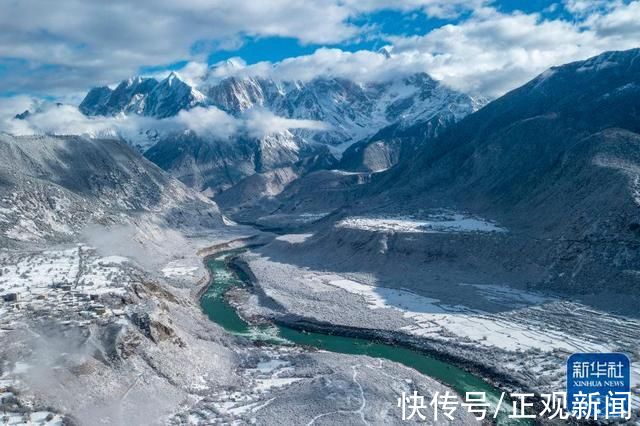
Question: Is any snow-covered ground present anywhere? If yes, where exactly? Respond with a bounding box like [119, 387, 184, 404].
[324, 276, 630, 354]
[239, 241, 640, 408]
[336, 212, 506, 234]
[173, 345, 477, 425]
[1, 227, 478, 425]
[255, 212, 331, 230]
[0, 246, 132, 329]
[0, 228, 249, 425]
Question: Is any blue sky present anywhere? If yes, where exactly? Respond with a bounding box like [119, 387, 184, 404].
[204, 0, 574, 66]
[0, 0, 638, 101]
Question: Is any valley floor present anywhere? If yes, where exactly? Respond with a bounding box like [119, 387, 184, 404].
[0, 225, 476, 425]
[232, 230, 640, 416]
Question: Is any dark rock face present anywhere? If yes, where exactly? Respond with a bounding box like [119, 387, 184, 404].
[144, 131, 259, 194]
[79, 77, 160, 116]
[14, 110, 31, 120]
[338, 113, 458, 172]
[147, 129, 338, 195]
[142, 73, 203, 118]
[79, 86, 114, 116]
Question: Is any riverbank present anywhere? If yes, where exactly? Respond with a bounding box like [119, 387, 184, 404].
[192, 233, 273, 301]
[197, 247, 481, 424]
[230, 232, 640, 416]
[201, 246, 535, 424]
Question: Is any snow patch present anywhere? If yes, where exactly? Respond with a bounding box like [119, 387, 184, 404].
[336, 212, 506, 234]
[275, 234, 314, 244]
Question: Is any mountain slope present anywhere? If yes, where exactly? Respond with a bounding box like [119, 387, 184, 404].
[0, 133, 224, 245]
[143, 129, 334, 195]
[240, 49, 640, 306]
[382, 49, 640, 215]
[357, 48, 640, 296]
[337, 110, 464, 172]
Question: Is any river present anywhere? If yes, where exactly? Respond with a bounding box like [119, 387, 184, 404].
[201, 249, 530, 425]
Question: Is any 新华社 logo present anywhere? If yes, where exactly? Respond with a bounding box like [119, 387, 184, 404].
[567, 352, 631, 420]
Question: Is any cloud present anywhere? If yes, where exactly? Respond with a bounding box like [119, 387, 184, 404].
[0, 102, 328, 141]
[0, 0, 481, 95]
[192, 2, 640, 97]
[242, 108, 331, 138]
[0, 1, 348, 94]
[563, 0, 620, 16]
[341, 0, 486, 19]
[200, 48, 438, 87]
[385, 4, 640, 96]
[1, 1, 638, 99]
[586, 1, 640, 38]
[171, 107, 239, 139]
[0, 96, 36, 122]
[0, 102, 155, 139]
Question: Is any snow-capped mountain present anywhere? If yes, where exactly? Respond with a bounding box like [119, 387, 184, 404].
[80, 70, 484, 147]
[204, 72, 484, 147]
[78, 68, 484, 195]
[80, 73, 206, 118]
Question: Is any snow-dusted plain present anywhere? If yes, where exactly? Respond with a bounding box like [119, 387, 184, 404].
[336, 212, 506, 234]
[237, 234, 640, 411]
[174, 344, 478, 425]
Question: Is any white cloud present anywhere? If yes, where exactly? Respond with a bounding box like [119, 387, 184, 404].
[0, 96, 35, 122]
[341, 0, 486, 19]
[0, 1, 350, 94]
[385, 4, 640, 96]
[200, 48, 432, 86]
[0, 103, 161, 139]
[193, 2, 640, 97]
[1, 1, 638, 99]
[171, 107, 239, 139]
[563, 0, 620, 16]
[0, 0, 481, 95]
[587, 0, 640, 38]
[242, 108, 331, 138]
[0, 102, 327, 141]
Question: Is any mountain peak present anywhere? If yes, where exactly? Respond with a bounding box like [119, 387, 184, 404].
[79, 86, 114, 115]
[224, 58, 245, 70]
[126, 75, 144, 85]
[78, 67, 480, 147]
[378, 47, 392, 59]
[165, 71, 182, 85]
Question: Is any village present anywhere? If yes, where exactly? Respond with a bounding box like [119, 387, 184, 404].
[0, 245, 134, 425]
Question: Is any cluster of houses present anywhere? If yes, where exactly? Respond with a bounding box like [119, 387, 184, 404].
[1, 280, 126, 329]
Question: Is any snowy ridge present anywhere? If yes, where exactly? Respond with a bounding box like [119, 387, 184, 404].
[80, 70, 485, 148]
[80, 72, 206, 119]
[0, 133, 224, 243]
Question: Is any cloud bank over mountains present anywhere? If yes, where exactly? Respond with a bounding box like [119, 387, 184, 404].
[180, 3, 640, 97]
[1, 0, 639, 100]
[0, 99, 328, 141]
